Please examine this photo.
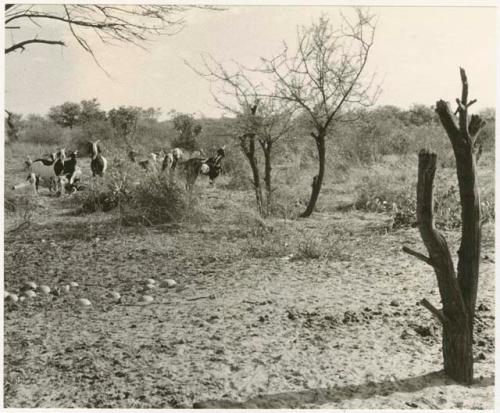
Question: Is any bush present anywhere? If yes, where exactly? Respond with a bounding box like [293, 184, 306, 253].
[4, 194, 40, 232]
[20, 115, 66, 146]
[354, 162, 495, 231]
[120, 176, 193, 226]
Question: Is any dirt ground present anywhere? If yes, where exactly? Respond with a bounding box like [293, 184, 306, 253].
[3, 164, 495, 409]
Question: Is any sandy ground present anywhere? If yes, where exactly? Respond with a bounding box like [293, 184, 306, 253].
[3, 173, 495, 409]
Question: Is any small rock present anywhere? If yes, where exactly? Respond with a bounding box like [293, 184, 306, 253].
[6, 293, 19, 303]
[69, 282, 79, 288]
[141, 295, 154, 304]
[23, 290, 36, 298]
[39, 285, 51, 294]
[477, 352, 486, 361]
[161, 279, 177, 288]
[23, 281, 37, 290]
[108, 291, 121, 301]
[78, 298, 92, 307]
[146, 278, 156, 285]
[20, 296, 26, 302]
[62, 285, 71, 293]
[477, 339, 486, 347]
[390, 299, 400, 307]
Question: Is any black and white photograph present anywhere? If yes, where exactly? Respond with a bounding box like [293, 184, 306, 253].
[2, 1, 496, 409]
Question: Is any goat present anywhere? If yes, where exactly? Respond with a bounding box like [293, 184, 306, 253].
[13, 149, 67, 193]
[63, 151, 82, 193]
[90, 140, 107, 177]
[183, 146, 225, 190]
[161, 147, 183, 172]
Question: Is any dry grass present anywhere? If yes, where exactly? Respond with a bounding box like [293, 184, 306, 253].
[3, 138, 495, 409]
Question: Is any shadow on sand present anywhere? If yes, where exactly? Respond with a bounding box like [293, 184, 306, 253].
[193, 370, 494, 409]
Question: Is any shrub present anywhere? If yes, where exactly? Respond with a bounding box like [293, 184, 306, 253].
[4, 194, 40, 232]
[120, 176, 192, 226]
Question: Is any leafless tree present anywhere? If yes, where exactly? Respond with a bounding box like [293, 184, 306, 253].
[403, 68, 485, 384]
[189, 55, 294, 216]
[260, 9, 379, 217]
[5, 4, 218, 67]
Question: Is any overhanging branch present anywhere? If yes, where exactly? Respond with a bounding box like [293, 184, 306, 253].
[5, 38, 65, 54]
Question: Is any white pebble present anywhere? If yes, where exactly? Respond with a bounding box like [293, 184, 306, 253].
[78, 298, 92, 307]
[62, 285, 70, 293]
[108, 291, 121, 301]
[24, 290, 36, 298]
[6, 293, 19, 302]
[141, 295, 154, 304]
[69, 282, 79, 288]
[161, 279, 177, 288]
[146, 278, 156, 285]
[39, 285, 51, 294]
[24, 281, 37, 290]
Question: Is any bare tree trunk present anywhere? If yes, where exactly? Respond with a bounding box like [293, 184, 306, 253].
[404, 68, 484, 384]
[415, 151, 473, 383]
[241, 133, 264, 216]
[300, 132, 325, 218]
[260, 139, 273, 216]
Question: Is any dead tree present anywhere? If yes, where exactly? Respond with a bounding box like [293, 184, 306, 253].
[261, 10, 379, 217]
[188, 55, 293, 216]
[238, 103, 266, 216]
[403, 68, 485, 384]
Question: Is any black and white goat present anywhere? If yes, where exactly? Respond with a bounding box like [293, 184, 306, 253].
[13, 149, 67, 193]
[183, 146, 225, 190]
[90, 140, 107, 177]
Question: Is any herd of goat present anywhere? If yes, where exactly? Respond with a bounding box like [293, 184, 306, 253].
[12, 140, 226, 195]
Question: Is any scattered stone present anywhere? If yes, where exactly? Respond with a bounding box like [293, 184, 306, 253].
[108, 291, 121, 301]
[141, 295, 154, 304]
[62, 285, 71, 293]
[390, 299, 400, 307]
[39, 285, 51, 295]
[146, 278, 156, 285]
[161, 279, 177, 288]
[6, 293, 19, 303]
[22, 281, 37, 291]
[78, 298, 92, 307]
[477, 352, 486, 361]
[477, 339, 486, 347]
[23, 290, 36, 298]
[69, 282, 79, 288]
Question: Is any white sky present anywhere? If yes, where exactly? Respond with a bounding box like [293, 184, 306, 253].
[4, 3, 496, 119]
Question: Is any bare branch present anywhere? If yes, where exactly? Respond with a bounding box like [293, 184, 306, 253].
[5, 38, 65, 54]
[420, 298, 449, 324]
[402, 246, 434, 267]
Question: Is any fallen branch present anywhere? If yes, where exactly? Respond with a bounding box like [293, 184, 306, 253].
[186, 294, 215, 301]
